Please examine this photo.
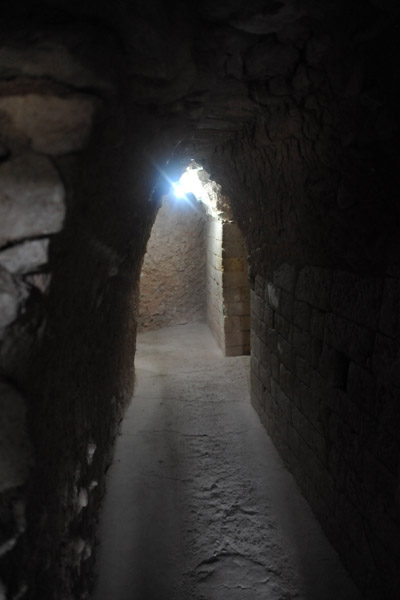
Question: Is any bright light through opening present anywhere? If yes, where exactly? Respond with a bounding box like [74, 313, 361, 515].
[172, 169, 205, 201]
[169, 164, 220, 217]
[172, 182, 187, 199]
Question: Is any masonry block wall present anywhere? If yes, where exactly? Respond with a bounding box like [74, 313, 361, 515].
[138, 198, 207, 330]
[250, 263, 400, 598]
[206, 216, 225, 348]
[206, 216, 250, 356]
[222, 222, 250, 356]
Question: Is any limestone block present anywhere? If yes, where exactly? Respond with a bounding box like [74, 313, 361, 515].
[325, 313, 374, 366]
[291, 405, 310, 444]
[0, 239, 49, 274]
[311, 337, 323, 369]
[251, 314, 264, 339]
[241, 287, 251, 303]
[222, 222, 243, 242]
[211, 267, 223, 285]
[224, 257, 246, 272]
[318, 344, 348, 388]
[280, 363, 295, 397]
[225, 329, 250, 347]
[293, 300, 311, 331]
[274, 313, 291, 341]
[295, 355, 311, 386]
[267, 282, 281, 311]
[0, 380, 34, 492]
[296, 266, 332, 310]
[279, 290, 294, 320]
[207, 218, 222, 241]
[250, 371, 263, 402]
[310, 308, 325, 340]
[293, 326, 311, 361]
[0, 154, 65, 245]
[224, 301, 248, 317]
[254, 275, 264, 298]
[212, 254, 223, 270]
[271, 353, 280, 381]
[226, 345, 248, 357]
[273, 263, 297, 293]
[0, 94, 96, 155]
[277, 334, 295, 371]
[222, 240, 247, 257]
[224, 287, 242, 303]
[250, 291, 264, 321]
[223, 271, 248, 288]
[224, 315, 241, 332]
[266, 327, 278, 355]
[330, 270, 382, 329]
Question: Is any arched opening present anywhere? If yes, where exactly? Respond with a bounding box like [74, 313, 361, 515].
[138, 163, 250, 356]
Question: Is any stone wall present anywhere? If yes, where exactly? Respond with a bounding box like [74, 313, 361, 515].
[138, 197, 207, 330]
[250, 264, 400, 598]
[206, 217, 250, 356]
[222, 222, 250, 356]
[0, 1, 399, 599]
[0, 50, 99, 599]
[206, 216, 224, 349]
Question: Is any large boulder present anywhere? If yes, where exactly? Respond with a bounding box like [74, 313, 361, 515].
[0, 154, 65, 246]
[0, 239, 49, 275]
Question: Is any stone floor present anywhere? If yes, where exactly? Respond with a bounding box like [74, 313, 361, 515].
[92, 322, 361, 600]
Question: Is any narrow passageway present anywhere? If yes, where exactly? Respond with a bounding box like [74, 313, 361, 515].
[92, 323, 360, 600]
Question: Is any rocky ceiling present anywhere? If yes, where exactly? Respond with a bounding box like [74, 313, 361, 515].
[2, 0, 399, 160]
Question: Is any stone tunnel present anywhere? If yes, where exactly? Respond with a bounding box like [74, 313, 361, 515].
[0, 1, 399, 598]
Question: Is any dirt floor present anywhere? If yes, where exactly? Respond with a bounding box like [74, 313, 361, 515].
[91, 322, 361, 600]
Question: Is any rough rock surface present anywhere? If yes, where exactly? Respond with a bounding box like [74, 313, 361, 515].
[0, 239, 48, 274]
[138, 197, 207, 330]
[0, 154, 65, 246]
[0, 94, 96, 155]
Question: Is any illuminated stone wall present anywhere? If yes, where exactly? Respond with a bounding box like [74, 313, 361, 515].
[138, 197, 207, 330]
[206, 216, 224, 348]
[206, 217, 250, 356]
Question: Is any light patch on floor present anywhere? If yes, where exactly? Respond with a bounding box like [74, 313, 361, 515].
[92, 322, 361, 600]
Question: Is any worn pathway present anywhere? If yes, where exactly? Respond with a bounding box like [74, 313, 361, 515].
[92, 322, 360, 600]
